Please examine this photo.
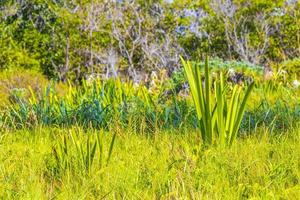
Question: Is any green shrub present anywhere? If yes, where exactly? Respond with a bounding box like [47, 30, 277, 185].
[0, 69, 67, 108]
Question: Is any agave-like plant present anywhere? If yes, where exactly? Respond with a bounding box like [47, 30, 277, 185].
[181, 57, 254, 147]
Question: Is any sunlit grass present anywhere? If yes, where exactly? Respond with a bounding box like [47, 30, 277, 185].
[0, 126, 299, 199]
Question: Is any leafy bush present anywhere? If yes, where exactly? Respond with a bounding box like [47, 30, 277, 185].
[0, 1, 298, 82]
[0, 69, 67, 107]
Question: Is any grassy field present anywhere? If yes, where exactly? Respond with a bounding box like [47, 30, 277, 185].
[1, 126, 299, 199]
[1, 60, 300, 199]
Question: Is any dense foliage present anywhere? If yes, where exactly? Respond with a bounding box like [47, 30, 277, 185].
[1, 64, 299, 134]
[1, 0, 299, 82]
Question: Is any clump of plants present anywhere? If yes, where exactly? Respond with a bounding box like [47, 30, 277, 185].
[51, 128, 116, 176]
[181, 57, 254, 147]
[0, 69, 67, 107]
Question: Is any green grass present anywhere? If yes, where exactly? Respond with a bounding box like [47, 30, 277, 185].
[0, 127, 299, 199]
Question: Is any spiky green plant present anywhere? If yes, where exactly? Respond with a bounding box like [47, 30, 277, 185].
[181, 56, 254, 146]
[53, 129, 116, 175]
